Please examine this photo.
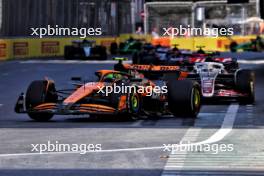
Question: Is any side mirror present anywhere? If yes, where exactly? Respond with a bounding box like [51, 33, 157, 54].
[71, 77, 82, 81]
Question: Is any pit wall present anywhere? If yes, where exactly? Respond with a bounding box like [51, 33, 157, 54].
[0, 34, 258, 60]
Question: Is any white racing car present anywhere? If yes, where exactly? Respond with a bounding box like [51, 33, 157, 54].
[185, 61, 255, 104]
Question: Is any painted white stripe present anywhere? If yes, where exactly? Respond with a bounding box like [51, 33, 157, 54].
[19, 59, 264, 65]
[0, 104, 3, 107]
[0, 104, 239, 158]
[164, 165, 264, 169]
[238, 60, 264, 64]
[163, 128, 201, 174]
[193, 104, 238, 145]
[161, 103, 239, 175]
[20, 60, 132, 64]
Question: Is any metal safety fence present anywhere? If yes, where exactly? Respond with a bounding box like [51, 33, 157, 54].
[144, 0, 257, 36]
[0, 0, 133, 37]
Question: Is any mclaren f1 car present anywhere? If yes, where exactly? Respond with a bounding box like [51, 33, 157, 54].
[15, 59, 201, 121]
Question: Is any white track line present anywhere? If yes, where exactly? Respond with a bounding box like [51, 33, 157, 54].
[0, 104, 239, 158]
[193, 103, 239, 145]
[20, 60, 132, 64]
[161, 103, 239, 175]
[0, 146, 164, 157]
[238, 60, 264, 64]
[162, 128, 202, 175]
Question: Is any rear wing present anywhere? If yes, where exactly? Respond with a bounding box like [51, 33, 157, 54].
[122, 64, 180, 72]
[112, 57, 180, 73]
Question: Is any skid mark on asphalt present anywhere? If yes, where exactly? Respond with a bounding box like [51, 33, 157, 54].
[161, 103, 239, 176]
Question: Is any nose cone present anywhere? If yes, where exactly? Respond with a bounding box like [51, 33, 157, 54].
[63, 82, 104, 104]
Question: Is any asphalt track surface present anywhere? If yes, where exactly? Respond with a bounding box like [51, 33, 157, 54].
[0, 52, 264, 176]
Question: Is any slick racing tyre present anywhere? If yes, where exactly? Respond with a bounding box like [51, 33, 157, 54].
[93, 46, 107, 60]
[26, 80, 58, 121]
[127, 92, 142, 120]
[167, 80, 201, 118]
[99, 46, 107, 60]
[235, 69, 255, 104]
[110, 42, 118, 55]
[132, 52, 139, 64]
[64, 46, 73, 60]
[230, 42, 238, 52]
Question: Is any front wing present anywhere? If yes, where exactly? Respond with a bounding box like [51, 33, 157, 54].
[15, 93, 124, 115]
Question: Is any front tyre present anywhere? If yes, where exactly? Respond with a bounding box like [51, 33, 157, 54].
[236, 69, 255, 104]
[230, 42, 238, 52]
[167, 80, 201, 118]
[26, 80, 57, 121]
[127, 92, 142, 120]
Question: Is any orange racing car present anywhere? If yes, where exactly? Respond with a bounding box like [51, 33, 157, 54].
[15, 59, 201, 121]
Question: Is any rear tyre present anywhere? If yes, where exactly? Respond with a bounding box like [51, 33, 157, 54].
[132, 52, 139, 64]
[26, 80, 57, 121]
[110, 42, 118, 55]
[236, 69, 255, 104]
[167, 80, 201, 118]
[64, 46, 73, 60]
[230, 42, 238, 52]
[94, 46, 107, 60]
[99, 46, 107, 60]
[119, 42, 125, 50]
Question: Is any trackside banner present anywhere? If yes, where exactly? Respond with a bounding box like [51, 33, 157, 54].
[0, 37, 118, 60]
[0, 35, 260, 60]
